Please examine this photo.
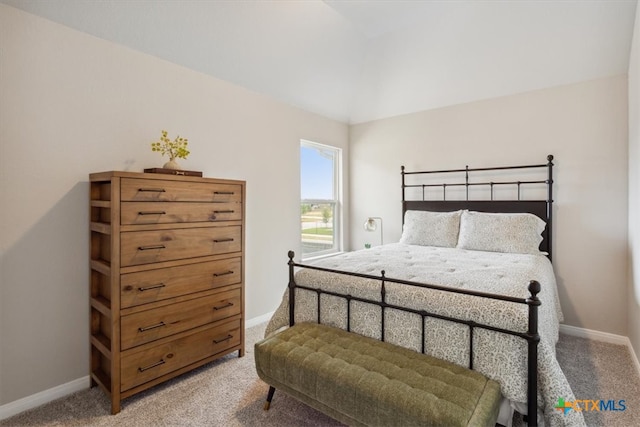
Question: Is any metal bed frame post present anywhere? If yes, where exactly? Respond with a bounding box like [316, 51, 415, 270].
[546, 155, 554, 261]
[401, 166, 406, 226]
[465, 165, 469, 201]
[380, 271, 386, 342]
[526, 280, 541, 427]
[288, 250, 296, 327]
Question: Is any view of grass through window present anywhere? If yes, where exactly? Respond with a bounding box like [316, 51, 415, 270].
[301, 141, 339, 258]
[301, 202, 335, 255]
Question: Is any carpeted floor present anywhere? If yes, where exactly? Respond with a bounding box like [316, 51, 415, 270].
[1, 323, 639, 427]
[554, 333, 640, 427]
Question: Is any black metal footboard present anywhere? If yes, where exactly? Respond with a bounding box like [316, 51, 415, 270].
[287, 250, 541, 427]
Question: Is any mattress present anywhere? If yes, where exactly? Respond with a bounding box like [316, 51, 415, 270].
[265, 243, 585, 427]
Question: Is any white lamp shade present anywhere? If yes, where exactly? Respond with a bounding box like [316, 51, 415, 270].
[364, 218, 377, 231]
[363, 217, 383, 245]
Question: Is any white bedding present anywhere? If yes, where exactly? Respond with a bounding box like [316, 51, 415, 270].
[265, 243, 585, 426]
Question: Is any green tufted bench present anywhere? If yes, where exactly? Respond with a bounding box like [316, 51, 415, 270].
[255, 322, 502, 427]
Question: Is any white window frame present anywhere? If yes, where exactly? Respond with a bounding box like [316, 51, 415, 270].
[300, 140, 342, 260]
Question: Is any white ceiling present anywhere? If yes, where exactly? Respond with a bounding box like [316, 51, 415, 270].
[2, 0, 637, 124]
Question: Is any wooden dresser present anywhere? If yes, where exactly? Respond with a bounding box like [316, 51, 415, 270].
[89, 171, 245, 414]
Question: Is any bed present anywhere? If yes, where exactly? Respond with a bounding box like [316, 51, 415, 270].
[265, 156, 584, 427]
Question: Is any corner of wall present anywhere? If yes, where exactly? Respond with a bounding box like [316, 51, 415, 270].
[627, 0, 640, 360]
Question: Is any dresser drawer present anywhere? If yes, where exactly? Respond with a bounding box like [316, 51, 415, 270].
[121, 226, 241, 267]
[121, 178, 241, 203]
[121, 202, 242, 225]
[121, 288, 241, 350]
[121, 318, 241, 391]
[121, 258, 241, 308]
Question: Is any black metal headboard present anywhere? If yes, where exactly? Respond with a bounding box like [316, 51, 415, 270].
[401, 155, 554, 260]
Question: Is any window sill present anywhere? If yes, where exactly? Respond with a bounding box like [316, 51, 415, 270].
[301, 251, 345, 263]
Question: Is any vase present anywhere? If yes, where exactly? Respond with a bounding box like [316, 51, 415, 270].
[163, 159, 180, 170]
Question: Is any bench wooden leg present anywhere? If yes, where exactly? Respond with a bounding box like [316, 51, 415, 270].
[264, 386, 276, 410]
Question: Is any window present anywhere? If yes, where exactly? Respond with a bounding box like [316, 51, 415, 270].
[300, 140, 341, 259]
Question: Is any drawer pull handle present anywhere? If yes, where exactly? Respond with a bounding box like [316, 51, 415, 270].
[138, 283, 166, 292]
[138, 245, 166, 251]
[213, 302, 234, 311]
[213, 210, 234, 214]
[138, 211, 166, 216]
[213, 334, 233, 344]
[138, 359, 166, 372]
[214, 191, 235, 195]
[138, 188, 166, 192]
[138, 321, 166, 332]
[213, 238, 234, 243]
[213, 271, 234, 277]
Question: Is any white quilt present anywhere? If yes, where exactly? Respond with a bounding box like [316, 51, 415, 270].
[265, 243, 585, 426]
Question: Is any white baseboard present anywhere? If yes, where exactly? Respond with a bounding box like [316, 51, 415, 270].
[0, 313, 275, 421]
[0, 376, 90, 421]
[559, 324, 628, 344]
[246, 311, 274, 328]
[560, 324, 640, 377]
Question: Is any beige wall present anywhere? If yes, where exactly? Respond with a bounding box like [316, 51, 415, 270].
[628, 1, 640, 361]
[350, 75, 629, 336]
[0, 4, 349, 405]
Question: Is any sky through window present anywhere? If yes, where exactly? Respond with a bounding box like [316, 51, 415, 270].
[301, 145, 334, 200]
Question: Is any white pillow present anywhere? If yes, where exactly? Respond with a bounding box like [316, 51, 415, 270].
[399, 210, 462, 248]
[457, 210, 546, 254]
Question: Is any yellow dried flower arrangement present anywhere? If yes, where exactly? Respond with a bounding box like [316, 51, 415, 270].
[151, 130, 190, 169]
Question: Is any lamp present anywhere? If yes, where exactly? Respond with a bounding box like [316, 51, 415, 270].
[364, 217, 383, 246]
